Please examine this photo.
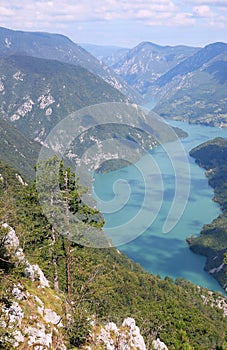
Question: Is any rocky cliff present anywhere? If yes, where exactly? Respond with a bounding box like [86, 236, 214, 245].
[0, 223, 168, 350]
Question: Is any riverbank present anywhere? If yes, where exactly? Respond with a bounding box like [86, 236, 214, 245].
[188, 137, 227, 292]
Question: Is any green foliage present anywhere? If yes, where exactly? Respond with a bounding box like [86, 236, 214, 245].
[0, 252, 23, 349]
[189, 138, 227, 289]
[153, 43, 227, 127]
[65, 304, 91, 348]
[0, 160, 227, 349]
[0, 119, 41, 180]
[0, 54, 125, 144]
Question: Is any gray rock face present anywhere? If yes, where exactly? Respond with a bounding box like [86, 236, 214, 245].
[97, 317, 147, 350]
[13, 330, 24, 347]
[120, 317, 146, 350]
[2, 301, 24, 326]
[26, 323, 52, 348]
[12, 285, 26, 301]
[96, 317, 169, 350]
[152, 338, 169, 350]
[1, 223, 20, 256]
[24, 263, 49, 287]
[44, 309, 62, 326]
[0, 225, 65, 349]
[1, 223, 49, 287]
[15, 173, 27, 186]
[1, 281, 66, 349]
[98, 326, 115, 350]
[15, 248, 25, 262]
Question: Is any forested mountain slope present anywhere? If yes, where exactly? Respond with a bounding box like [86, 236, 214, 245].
[112, 41, 199, 94]
[0, 54, 125, 142]
[153, 42, 227, 127]
[189, 138, 227, 290]
[0, 118, 41, 179]
[0, 26, 142, 103]
[0, 160, 227, 349]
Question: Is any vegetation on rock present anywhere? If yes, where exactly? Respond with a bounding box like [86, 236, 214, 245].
[188, 137, 227, 290]
[0, 159, 227, 349]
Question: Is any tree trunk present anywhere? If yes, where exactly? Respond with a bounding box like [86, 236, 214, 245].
[51, 227, 59, 293]
[65, 171, 71, 301]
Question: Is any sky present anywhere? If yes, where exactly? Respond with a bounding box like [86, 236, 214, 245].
[0, 0, 226, 48]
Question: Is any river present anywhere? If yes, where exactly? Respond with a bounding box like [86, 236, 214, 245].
[93, 119, 227, 293]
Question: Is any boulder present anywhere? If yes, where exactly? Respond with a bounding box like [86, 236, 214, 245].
[152, 338, 168, 350]
[26, 323, 52, 348]
[2, 301, 24, 326]
[97, 317, 147, 350]
[44, 308, 62, 326]
[24, 263, 49, 287]
[1, 223, 20, 256]
[119, 317, 146, 350]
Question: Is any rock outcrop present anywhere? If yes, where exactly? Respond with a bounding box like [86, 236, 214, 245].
[1, 281, 66, 349]
[0, 224, 66, 349]
[1, 223, 49, 287]
[152, 338, 169, 350]
[97, 317, 146, 350]
[0, 224, 169, 350]
[90, 316, 168, 350]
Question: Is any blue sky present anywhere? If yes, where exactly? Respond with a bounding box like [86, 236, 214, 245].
[0, 0, 226, 48]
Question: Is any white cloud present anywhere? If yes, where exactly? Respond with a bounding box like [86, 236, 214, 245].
[193, 5, 213, 17]
[173, 12, 195, 25]
[0, 0, 226, 30]
[0, 6, 14, 17]
[184, 0, 226, 5]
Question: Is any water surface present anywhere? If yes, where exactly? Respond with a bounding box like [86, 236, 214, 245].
[93, 121, 227, 293]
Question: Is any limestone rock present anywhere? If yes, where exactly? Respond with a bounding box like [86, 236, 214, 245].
[24, 263, 49, 287]
[15, 173, 27, 186]
[94, 317, 169, 350]
[13, 330, 24, 347]
[26, 322, 52, 348]
[0, 225, 66, 349]
[44, 308, 62, 326]
[119, 317, 146, 350]
[105, 321, 119, 334]
[152, 338, 168, 350]
[12, 285, 26, 301]
[98, 326, 116, 350]
[1, 223, 20, 256]
[97, 317, 146, 350]
[1, 224, 49, 287]
[15, 247, 25, 262]
[2, 301, 24, 326]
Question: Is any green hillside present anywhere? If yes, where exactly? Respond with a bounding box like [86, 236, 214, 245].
[153, 43, 227, 127]
[0, 159, 227, 349]
[0, 118, 41, 179]
[0, 54, 126, 142]
[189, 138, 227, 290]
[0, 26, 142, 103]
[112, 41, 199, 94]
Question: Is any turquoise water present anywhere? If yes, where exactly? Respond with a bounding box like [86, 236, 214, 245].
[93, 121, 227, 293]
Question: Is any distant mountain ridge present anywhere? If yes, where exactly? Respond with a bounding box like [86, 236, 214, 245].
[93, 39, 226, 127]
[110, 41, 200, 94]
[0, 53, 129, 177]
[152, 42, 227, 127]
[2, 27, 225, 128]
[80, 43, 130, 66]
[0, 26, 142, 103]
[0, 53, 126, 143]
[154, 42, 227, 88]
